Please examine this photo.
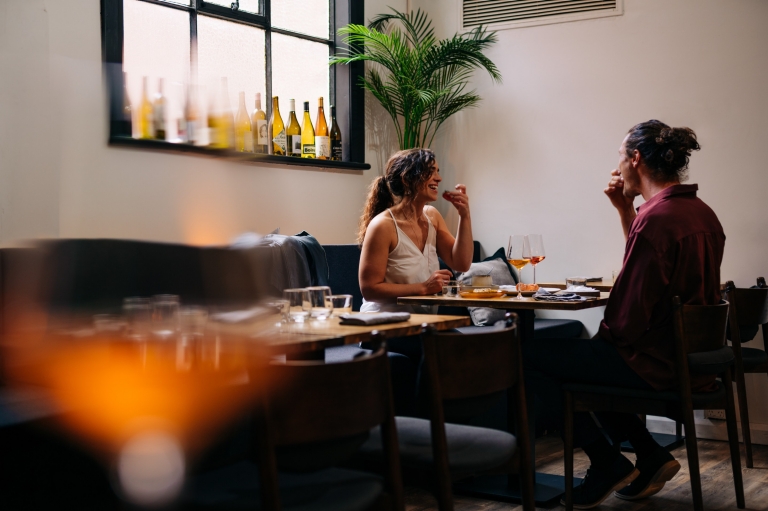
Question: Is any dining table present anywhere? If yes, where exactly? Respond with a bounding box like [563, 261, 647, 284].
[397, 291, 610, 505]
[538, 280, 614, 292]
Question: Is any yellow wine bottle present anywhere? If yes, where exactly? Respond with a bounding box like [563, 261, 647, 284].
[139, 76, 154, 139]
[301, 101, 315, 158]
[314, 97, 329, 159]
[235, 91, 252, 152]
[286, 99, 302, 157]
[270, 96, 286, 155]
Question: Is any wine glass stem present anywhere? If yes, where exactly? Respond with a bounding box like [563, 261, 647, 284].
[533, 265, 537, 284]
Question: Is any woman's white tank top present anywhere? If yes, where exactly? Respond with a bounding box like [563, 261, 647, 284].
[360, 208, 439, 314]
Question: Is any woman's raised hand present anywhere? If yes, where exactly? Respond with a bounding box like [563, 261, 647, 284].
[442, 184, 470, 218]
[423, 269, 455, 295]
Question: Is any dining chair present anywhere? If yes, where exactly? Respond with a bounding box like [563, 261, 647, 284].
[562, 297, 744, 511]
[357, 313, 535, 511]
[723, 279, 768, 468]
[184, 343, 403, 511]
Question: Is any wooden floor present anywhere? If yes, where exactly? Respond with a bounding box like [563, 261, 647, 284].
[404, 435, 768, 510]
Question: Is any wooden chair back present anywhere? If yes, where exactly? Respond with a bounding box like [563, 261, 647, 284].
[723, 280, 768, 345]
[673, 297, 729, 356]
[422, 315, 520, 401]
[264, 344, 394, 446]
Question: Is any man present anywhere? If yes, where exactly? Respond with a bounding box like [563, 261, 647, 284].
[524, 120, 725, 509]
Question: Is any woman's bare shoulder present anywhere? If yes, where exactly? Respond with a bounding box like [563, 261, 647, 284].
[423, 205, 444, 224]
[365, 210, 398, 245]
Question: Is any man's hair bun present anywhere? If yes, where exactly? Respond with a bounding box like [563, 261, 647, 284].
[625, 120, 701, 182]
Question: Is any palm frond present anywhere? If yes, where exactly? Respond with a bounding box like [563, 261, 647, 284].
[332, 9, 501, 149]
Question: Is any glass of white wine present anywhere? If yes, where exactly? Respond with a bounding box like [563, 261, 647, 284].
[528, 234, 546, 284]
[507, 235, 531, 300]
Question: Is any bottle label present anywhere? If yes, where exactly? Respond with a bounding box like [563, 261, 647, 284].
[302, 144, 316, 155]
[187, 121, 196, 144]
[273, 130, 287, 153]
[291, 135, 302, 155]
[331, 140, 342, 160]
[256, 120, 268, 145]
[315, 136, 330, 158]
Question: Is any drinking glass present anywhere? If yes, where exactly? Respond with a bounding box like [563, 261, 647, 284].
[283, 288, 311, 322]
[329, 294, 353, 316]
[179, 306, 208, 337]
[506, 235, 531, 300]
[527, 234, 545, 284]
[307, 286, 333, 320]
[151, 294, 180, 339]
[123, 297, 152, 340]
[441, 281, 460, 297]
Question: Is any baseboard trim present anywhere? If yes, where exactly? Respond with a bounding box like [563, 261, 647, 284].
[646, 415, 768, 446]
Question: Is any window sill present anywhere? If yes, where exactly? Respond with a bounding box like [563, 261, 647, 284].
[108, 136, 371, 172]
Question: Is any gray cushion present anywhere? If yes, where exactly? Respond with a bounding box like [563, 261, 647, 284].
[184, 462, 383, 511]
[359, 416, 516, 476]
[688, 346, 734, 375]
[740, 346, 768, 369]
[457, 248, 519, 326]
[563, 380, 727, 408]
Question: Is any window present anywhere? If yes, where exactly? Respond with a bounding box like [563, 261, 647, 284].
[102, 0, 368, 170]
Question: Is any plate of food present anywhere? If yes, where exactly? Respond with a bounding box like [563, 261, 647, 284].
[458, 286, 505, 299]
[499, 284, 551, 297]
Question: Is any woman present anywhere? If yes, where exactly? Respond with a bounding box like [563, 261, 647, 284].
[358, 148, 474, 313]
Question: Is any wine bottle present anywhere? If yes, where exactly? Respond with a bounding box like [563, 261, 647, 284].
[121, 72, 133, 137]
[270, 96, 286, 155]
[235, 91, 252, 152]
[286, 99, 302, 157]
[330, 105, 342, 161]
[219, 77, 235, 149]
[314, 97, 329, 159]
[301, 101, 315, 158]
[153, 78, 167, 140]
[183, 83, 199, 145]
[251, 93, 268, 154]
[139, 76, 154, 139]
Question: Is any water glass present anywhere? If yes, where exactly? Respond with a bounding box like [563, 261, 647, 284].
[307, 286, 333, 320]
[442, 281, 460, 297]
[566, 277, 587, 289]
[329, 294, 353, 316]
[179, 306, 208, 337]
[152, 294, 180, 338]
[123, 297, 152, 340]
[93, 314, 124, 334]
[612, 270, 621, 284]
[283, 288, 311, 322]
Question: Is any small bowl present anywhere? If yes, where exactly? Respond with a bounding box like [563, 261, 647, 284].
[472, 275, 493, 287]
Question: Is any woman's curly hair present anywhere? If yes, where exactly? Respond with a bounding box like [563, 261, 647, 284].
[357, 148, 436, 246]
[625, 120, 701, 182]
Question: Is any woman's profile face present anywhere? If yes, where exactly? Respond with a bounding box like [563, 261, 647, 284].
[417, 161, 441, 202]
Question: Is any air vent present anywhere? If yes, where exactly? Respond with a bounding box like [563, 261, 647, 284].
[462, 0, 622, 30]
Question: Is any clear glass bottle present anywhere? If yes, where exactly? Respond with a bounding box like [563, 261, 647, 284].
[251, 93, 268, 154]
[314, 97, 329, 159]
[153, 78, 167, 140]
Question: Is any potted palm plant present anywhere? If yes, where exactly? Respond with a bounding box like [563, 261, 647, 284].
[331, 9, 501, 150]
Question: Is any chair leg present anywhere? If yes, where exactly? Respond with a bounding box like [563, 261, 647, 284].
[682, 403, 704, 511]
[724, 369, 746, 508]
[734, 366, 754, 468]
[564, 391, 574, 511]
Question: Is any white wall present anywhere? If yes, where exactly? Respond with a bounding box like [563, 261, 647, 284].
[410, 0, 768, 441]
[0, 0, 391, 247]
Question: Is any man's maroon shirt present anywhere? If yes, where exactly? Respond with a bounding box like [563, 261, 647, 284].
[598, 184, 725, 391]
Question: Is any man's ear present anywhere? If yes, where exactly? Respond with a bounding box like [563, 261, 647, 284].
[631, 149, 641, 168]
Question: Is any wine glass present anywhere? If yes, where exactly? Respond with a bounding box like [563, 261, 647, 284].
[507, 235, 531, 300]
[528, 234, 546, 285]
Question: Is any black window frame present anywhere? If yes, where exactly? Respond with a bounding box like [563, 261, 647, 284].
[101, 0, 368, 171]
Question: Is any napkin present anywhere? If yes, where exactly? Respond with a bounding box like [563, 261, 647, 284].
[338, 312, 411, 326]
[533, 290, 586, 302]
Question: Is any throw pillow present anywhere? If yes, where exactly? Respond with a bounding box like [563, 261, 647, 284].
[457, 248, 519, 326]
